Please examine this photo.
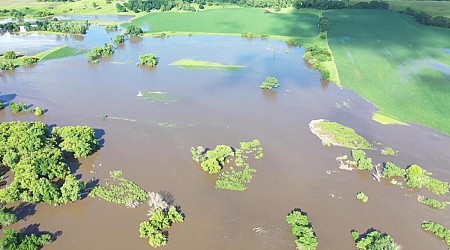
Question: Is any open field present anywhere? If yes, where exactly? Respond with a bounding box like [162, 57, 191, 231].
[347, 0, 450, 17]
[326, 9, 450, 135]
[0, 0, 123, 16]
[127, 8, 319, 39]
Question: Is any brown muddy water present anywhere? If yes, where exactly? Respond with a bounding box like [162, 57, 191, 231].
[1, 26, 450, 249]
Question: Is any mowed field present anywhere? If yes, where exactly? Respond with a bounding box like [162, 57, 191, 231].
[127, 8, 320, 39]
[326, 9, 450, 134]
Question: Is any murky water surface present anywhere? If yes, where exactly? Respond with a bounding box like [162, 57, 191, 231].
[1, 27, 449, 249]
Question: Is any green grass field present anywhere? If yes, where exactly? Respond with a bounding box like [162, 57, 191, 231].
[127, 8, 319, 39]
[347, 0, 450, 17]
[170, 59, 246, 71]
[1, 46, 87, 68]
[326, 9, 450, 134]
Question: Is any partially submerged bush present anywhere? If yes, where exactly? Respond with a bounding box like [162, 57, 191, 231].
[352, 229, 400, 250]
[52, 125, 99, 158]
[34, 106, 44, 116]
[86, 43, 114, 63]
[8, 102, 27, 113]
[1, 62, 18, 71]
[113, 34, 125, 44]
[138, 54, 159, 67]
[260, 77, 280, 90]
[422, 221, 450, 247]
[286, 210, 318, 250]
[351, 150, 373, 170]
[22, 57, 39, 66]
[418, 196, 448, 210]
[383, 162, 405, 178]
[356, 192, 368, 203]
[125, 25, 143, 36]
[89, 170, 148, 208]
[0, 229, 51, 250]
[140, 195, 184, 248]
[3, 50, 16, 59]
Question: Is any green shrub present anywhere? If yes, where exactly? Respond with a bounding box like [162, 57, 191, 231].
[216, 166, 256, 191]
[138, 54, 159, 67]
[419, 196, 448, 210]
[125, 25, 143, 36]
[3, 51, 16, 59]
[405, 164, 429, 189]
[383, 162, 405, 178]
[351, 150, 373, 170]
[352, 229, 400, 250]
[34, 107, 44, 116]
[8, 102, 27, 113]
[52, 125, 99, 158]
[0, 208, 17, 226]
[425, 178, 450, 196]
[89, 170, 148, 208]
[0, 229, 51, 250]
[1, 62, 17, 71]
[200, 145, 234, 174]
[422, 221, 450, 247]
[86, 44, 114, 63]
[381, 146, 397, 156]
[139, 206, 184, 248]
[356, 192, 368, 203]
[22, 57, 39, 66]
[260, 77, 280, 89]
[113, 34, 125, 44]
[286, 210, 318, 250]
[105, 24, 118, 31]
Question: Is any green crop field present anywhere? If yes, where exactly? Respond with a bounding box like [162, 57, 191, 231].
[126, 8, 320, 39]
[347, 0, 450, 17]
[326, 9, 450, 135]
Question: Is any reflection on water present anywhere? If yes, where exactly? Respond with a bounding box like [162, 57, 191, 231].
[1, 29, 450, 250]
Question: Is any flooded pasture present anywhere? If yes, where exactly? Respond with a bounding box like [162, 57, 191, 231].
[1, 27, 450, 249]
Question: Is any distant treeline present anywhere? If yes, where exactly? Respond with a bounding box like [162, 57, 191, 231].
[401, 7, 450, 29]
[0, 20, 89, 34]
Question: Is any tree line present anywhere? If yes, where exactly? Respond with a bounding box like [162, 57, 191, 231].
[0, 20, 89, 34]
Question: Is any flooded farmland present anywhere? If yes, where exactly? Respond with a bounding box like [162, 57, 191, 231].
[1, 26, 449, 249]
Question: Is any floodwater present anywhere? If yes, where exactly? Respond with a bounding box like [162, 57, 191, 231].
[1, 26, 450, 250]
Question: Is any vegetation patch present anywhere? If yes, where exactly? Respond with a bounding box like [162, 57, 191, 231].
[309, 119, 373, 149]
[0, 121, 95, 205]
[260, 77, 280, 90]
[351, 229, 400, 250]
[286, 210, 318, 250]
[372, 112, 408, 126]
[417, 196, 449, 210]
[422, 221, 450, 247]
[89, 170, 148, 208]
[304, 45, 332, 81]
[52, 126, 99, 158]
[0, 229, 51, 250]
[86, 44, 115, 63]
[139, 192, 184, 248]
[138, 54, 159, 67]
[0, 207, 17, 226]
[137, 91, 178, 103]
[381, 146, 398, 156]
[356, 192, 368, 203]
[191, 139, 263, 191]
[170, 59, 245, 71]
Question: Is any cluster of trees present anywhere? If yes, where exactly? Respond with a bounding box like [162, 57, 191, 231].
[113, 34, 125, 44]
[304, 46, 332, 80]
[138, 54, 159, 67]
[0, 9, 25, 18]
[0, 207, 17, 226]
[0, 121, 98, 205]
[260, 76, 280, 89]
[116, 0, 196, 13]
[3, 51, 16, 59]
[0, 20, 89, 34]
[139, 192, 184, 248]
[86, 44, 114, 63]
[0, 229, 51, 250]
[34, 10, 54, 18]
[125, 25, 143, 36]
[351, 229, 400, 250]
[286, 210, 318, 250]
[402, 7, 450, 29]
